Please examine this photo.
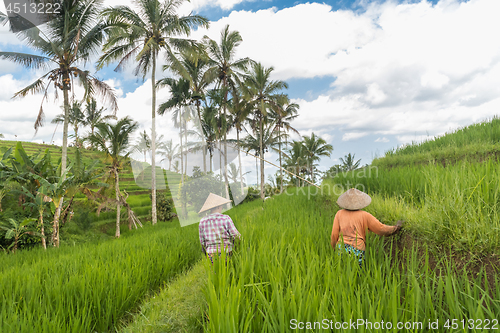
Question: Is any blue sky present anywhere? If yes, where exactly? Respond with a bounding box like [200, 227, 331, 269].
[1, 0, 499, 186]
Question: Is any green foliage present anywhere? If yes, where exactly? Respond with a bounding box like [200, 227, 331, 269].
[203, 192, 500, 332]
[0, 223, 201, 332]
[151, 193, 176, 222]
[326, 156, 500, 255]
[375, 117, 500, 167]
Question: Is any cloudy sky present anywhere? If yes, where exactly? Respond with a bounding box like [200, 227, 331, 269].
[1, 0, 499, 185]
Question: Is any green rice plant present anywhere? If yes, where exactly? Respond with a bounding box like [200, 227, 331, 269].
[0, 223, 201, 332]
[203, 192, 500, 332]
[326, 157, 500, 254]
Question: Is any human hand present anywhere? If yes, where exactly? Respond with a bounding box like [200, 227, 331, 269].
[395, 220, 404, 232]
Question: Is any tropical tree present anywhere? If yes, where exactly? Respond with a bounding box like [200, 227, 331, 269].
[283, 140, 308, 187]
[98, 0, 209, 226]
[340, 153, 361, 171]
[228, 87, 252, 195]
[167, 50, 215, 172]
[21, 187, 51, 249]
[157, 77, 193, 181]
[52, 101, 85, 147]
[240, 120, 284, 193]
[0, 134, 4, 138]
[203, 24, 253, 201]
[160, 139, 178, 171]
[242, 62, 288, 199]
[301, 133, 333, 183]
[271, 95, 300, 192]
[132, 130, 151, 162]
[31, 171, 75, 247]
[0, 218, 37, 253]
[228, 162, 249, 185]
[87, 117, 139, 238]
[0, 0, 118, 179]
[82, 97, 117, 148]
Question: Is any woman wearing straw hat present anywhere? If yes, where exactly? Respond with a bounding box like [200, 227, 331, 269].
[199, 193, 241, 262]
[331, 188, 403, 266]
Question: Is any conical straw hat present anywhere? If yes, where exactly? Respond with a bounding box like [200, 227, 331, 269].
[336, 188, 371, 210]
[198, 193, 232, 214]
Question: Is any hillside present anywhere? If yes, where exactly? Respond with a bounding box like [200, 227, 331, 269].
[373, 116, 500, 168]
[0, 140, 182, 242]
[327, 117, 500, 255]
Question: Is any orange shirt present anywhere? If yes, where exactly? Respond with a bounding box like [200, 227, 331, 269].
[331, 209, 398, 251]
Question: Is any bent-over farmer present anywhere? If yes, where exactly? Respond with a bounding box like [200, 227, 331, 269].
[331, 188, 403, 266]
[199, 193, 241, 263]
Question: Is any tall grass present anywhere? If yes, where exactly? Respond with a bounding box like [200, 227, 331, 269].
[203, 192, 500, 332]
[0, 223, 201, 332]
[327, 157, 500, 254]
[372, 117, 500, 167]
[386, 117, 500, 156]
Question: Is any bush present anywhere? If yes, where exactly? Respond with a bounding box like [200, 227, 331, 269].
[152, 193, 176, 222]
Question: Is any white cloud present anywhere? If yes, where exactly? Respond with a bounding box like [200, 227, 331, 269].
[342, 132, 369, 141]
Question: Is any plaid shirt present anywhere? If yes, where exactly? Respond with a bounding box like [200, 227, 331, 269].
[199, 213, 240, 254]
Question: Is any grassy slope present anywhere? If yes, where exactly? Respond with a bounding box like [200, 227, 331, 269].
[374, 116, 500, 168]
[326, 117, 500, 256]
[0, 140, 182, 241]
[120, 191, 499, 332]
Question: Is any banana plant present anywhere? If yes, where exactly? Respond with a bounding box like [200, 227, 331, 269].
[31, 171, 74, 247]
[21, 186, 51, 249]
[0, 218, 38, 253]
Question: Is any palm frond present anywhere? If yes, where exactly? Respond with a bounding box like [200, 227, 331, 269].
[0, 52, 52, 70]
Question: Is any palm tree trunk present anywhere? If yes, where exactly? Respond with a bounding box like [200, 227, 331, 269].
[52, 199, 62, 247]
[256, 155, 259, 188]
[197, 102, 207, 173]
[179, 126, 184, 184]
[39, 209, 46, 250]
[279, 124, 283, 193]
[237, 129, 244, 195]
[184, 114, 188, 175]
[151, 52, 157, 225]
[115, 168, 121, 238]
[52, 79, 71, 247]
[209, 150, 213, 173]
[259, 114, 265, 200]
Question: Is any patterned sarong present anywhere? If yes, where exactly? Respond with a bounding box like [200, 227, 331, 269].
[337, 243, 365, 267]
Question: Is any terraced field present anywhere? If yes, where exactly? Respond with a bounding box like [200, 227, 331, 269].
[0, 140, 183, 239]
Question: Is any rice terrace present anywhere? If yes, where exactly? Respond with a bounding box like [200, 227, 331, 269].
[0, 0, 499, 332]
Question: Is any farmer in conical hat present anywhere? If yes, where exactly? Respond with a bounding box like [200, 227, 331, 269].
[199, 193, 241, 262]
[331, 188, 403, 266]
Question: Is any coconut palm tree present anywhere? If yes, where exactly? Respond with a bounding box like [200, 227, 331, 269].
[87, 117, 139, 238]
[270, 95, 300, 192]
[240, 120, 284, 192]
[167, 50, 215, 172]
[228, 87, 252, 195]
[0, 0, 117, 178]
[203, 25, 253, 201]
[82, 97, 117, 148]
[160, 139, 178, 171]
[301, 133, 333, 183]
[98, 0, 209, 225]
[242, 62, 288, 199]
[283, 141, 308, 187]
[340, 153, 361, 171]
[52, 101, 85, 147]
[157, 77, 193, 181]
